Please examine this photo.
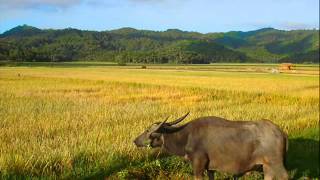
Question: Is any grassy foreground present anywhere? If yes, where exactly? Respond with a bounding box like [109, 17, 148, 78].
[0, 65, 319, 179]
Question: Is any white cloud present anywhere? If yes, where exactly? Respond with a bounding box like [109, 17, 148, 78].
[0, 0, 83, 10]
[279, 22, 318, 30]
[0, 0, 171, 10]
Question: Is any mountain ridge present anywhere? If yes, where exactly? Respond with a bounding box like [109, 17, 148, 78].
[0, 25, 318, 63]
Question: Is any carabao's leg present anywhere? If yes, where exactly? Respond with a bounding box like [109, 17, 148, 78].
[269, 163, 288, 180]
[263, 163, 274, 180]
[207, 170, 215, 180]
[191, 153, 208, 180]
[233, 175, 240, 180]
[263, 156, 288, 180]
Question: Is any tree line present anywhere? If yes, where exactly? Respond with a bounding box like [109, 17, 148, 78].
[0, 25, 318, 63]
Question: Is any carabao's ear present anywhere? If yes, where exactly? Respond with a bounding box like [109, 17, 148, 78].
[160, 122, 188, 134]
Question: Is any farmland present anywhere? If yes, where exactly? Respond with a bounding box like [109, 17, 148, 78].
[0, 63, 319, 179]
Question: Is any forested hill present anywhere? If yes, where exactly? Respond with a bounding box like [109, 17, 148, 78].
[0, 25, 319, 63]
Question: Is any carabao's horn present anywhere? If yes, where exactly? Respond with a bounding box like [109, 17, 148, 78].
[155, 116, 170, 130]
[167, 112, 189, 126]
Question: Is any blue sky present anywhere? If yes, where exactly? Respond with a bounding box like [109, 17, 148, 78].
[0, 0, 319, 33]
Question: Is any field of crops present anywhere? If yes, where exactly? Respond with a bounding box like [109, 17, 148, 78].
[0, 63, 319, 179]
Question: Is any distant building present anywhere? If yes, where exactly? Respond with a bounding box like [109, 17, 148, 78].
[271, 68, 279, 74]
[279, 63, 294, 70]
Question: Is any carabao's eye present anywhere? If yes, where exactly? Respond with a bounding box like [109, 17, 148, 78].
[149, 135, 157, 140]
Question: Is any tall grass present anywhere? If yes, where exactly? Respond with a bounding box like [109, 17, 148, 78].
[0, 66, 318, 179]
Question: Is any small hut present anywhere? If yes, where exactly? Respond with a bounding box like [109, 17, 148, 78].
[279, 63, 294, 70]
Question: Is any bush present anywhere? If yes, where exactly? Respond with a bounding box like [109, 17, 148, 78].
[117, 62, 126, 66]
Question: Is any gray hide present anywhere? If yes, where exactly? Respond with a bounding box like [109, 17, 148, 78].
[134, 113, 288, 180]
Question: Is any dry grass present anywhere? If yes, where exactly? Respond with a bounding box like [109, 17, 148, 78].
[0, 66, 318, 179]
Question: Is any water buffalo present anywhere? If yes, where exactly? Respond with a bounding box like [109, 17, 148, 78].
[134, 113, 289, 180]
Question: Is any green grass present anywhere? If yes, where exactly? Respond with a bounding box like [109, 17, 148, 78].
[1, 61, 318, 76]
[0, 64, 319, 179]
[0, 61, 119, 68]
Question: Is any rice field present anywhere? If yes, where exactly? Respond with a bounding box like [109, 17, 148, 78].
[0, 64, 319, 179]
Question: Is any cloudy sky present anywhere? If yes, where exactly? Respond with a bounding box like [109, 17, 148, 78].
[0, 0, 319, 33]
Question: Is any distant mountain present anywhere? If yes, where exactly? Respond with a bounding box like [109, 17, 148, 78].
[0, 25, 318, 63]
[1, 24, 42, 37]
[211, 28, 319, 63]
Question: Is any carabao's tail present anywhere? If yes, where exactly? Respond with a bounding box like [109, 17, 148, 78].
[283, 131, 288, 168]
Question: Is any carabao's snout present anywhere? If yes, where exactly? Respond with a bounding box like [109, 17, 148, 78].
[133, 138, 139, 146]
[133, 113, 189, 148]
[133, 133, 150, 147]
[133, 118, 168, 148]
